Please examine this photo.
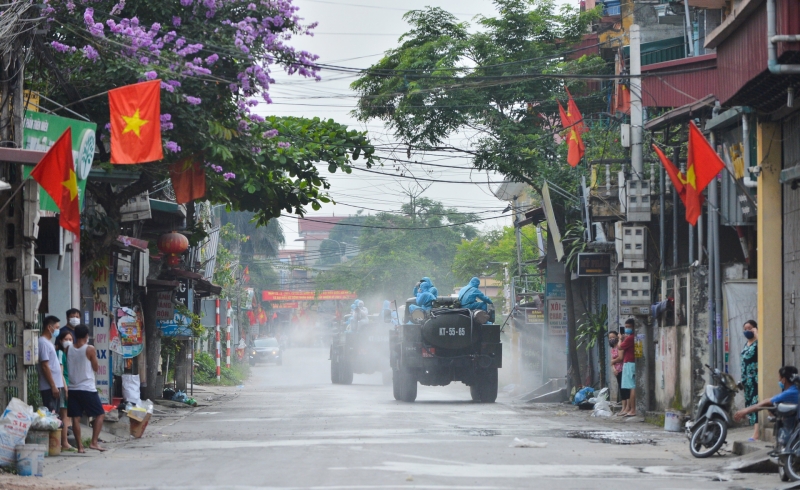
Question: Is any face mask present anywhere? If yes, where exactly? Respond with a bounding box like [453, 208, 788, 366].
[608, 339, 618, 347]
[780, 381, 786, 391]
[625, 328, 633, 335]
[62, 341, 72, 349]
[744, 330, 755, 340]
[51, 327, 59, 339]
[68, 318, 80, 327]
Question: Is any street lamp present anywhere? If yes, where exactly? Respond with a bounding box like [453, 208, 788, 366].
[323, 238, 348, 263]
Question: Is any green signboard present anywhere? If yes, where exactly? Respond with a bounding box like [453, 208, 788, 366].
[22, 111, 96, 211]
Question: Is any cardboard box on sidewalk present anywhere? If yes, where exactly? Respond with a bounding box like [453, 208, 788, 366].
[129, 413, 151, 438]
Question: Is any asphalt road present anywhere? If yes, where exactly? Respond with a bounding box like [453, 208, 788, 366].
[43, 347, 779, 489]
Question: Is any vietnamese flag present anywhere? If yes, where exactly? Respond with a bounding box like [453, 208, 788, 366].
[687, 121, 725, 194]
[614, 51, 631, 115]
[30, 128, 80, 236]
[558, 96, 585, 168]
[169, 158, 206, 204]
[109, 80, 163, 164]
[652, 143, 703, 225]
[652, 143, 685, 199]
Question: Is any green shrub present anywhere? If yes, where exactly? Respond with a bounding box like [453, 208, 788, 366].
[193, 352, 250, 386]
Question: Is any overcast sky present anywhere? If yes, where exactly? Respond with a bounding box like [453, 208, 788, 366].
[253, 0, 521, 249]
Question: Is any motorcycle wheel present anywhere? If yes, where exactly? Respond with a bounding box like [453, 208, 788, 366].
[784, 452, 800, 481]
[249, 358, 256, 366]
[689, 418, 727, 458]
[779, 457, 791, 482]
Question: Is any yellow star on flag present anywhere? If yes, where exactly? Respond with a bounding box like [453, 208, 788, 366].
[121, 108, 149, 137]
[677, 166, 697, 189]
[62, 169, 78, 201]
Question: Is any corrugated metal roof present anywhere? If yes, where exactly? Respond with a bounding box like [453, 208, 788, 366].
[641, 55, 717, 108]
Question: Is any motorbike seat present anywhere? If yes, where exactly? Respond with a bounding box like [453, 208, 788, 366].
[777, 403, 798, 415]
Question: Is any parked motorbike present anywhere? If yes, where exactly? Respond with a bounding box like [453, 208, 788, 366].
[767, 401, 798, 481]
[685, 364, 740, 458]
[770, 373, 800, 481]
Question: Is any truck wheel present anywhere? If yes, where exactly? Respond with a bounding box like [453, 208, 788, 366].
[340, 360, 354, 385]
[470, 385, 481, 402]
[330, 359, 339, 384]
[475, 368, 498, 403]
[398, 369, 417, 402]
[382, 370, 393, 386]
[392, 370, 401, 400]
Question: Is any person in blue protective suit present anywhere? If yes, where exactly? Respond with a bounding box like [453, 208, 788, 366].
[457, 277, 493, 311]
[409, 282, 437, 313]
[382, 300, 399, 325]
[413, 277, 432, 296]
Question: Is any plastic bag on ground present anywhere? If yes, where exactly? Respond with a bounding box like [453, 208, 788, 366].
[31, 407, 61, 431]
[596, 387, 609, 401]
[172, 390, 188, 403]
[0, 398, 34, 466]
[138, 400, 154, 414]
[592, 399, 612, 417]
[122, 374, 141, 405]
[573, 387, 594, 405]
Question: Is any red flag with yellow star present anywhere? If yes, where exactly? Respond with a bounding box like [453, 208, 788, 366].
[109, 80, 163, 164]
[30, 128, 80, 236]
[558, 99, 585, 168]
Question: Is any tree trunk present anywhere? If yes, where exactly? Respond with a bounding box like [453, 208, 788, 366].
[564, 272, 582, 389]
[141, 290, 161, 400]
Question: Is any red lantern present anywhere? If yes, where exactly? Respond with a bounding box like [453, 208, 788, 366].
[158, 231, 189, 267]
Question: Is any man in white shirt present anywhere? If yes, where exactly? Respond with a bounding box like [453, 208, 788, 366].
[67, 325, 106, 452]
[37, 315, 65, 414]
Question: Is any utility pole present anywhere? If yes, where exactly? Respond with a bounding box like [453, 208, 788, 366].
[514, 196, 523, 277]
[630, 25, 643, 178]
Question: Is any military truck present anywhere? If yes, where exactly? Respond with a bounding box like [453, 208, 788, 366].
[330, 313, 392, 385]
[389, 297, 501, 402]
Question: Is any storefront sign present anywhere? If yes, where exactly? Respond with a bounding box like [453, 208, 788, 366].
[92, 260, 111, 403]
[116, 307, 143, 358]
[155, 291, 192, 337]
[547, 299, 567, 335]
[577, 253, 612, 276]
[545, 283, 566, 299]
[525, 309, 544, 325]
[22, 111, 96, 211]
[261, 290, 356, 301]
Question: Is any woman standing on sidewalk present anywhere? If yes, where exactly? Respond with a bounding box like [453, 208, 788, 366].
[741, 319, 759, 441]
[609, 331, 627, 414]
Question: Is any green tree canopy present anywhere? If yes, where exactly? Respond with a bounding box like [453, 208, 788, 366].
[31, 1, 377, 270]
[351, 0, 605, 194]
[317, 198, 478, 301]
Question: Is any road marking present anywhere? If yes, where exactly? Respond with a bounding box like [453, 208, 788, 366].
[153, 438, 484, 451]
[335, 462, 731, 481]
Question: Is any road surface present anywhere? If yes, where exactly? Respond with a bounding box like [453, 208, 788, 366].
[42, 347, 776, 489]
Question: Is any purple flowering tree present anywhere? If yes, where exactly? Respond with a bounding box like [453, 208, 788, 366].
[31, 0, 375, 265]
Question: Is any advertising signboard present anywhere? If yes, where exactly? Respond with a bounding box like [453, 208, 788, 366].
[261, 290, 356, 301]
[22, 111, 96, 211]
[577, 253, 612, 276]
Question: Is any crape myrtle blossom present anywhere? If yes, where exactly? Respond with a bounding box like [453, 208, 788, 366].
[165, 141, 181, 153]
[42, 0, 320, 134]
